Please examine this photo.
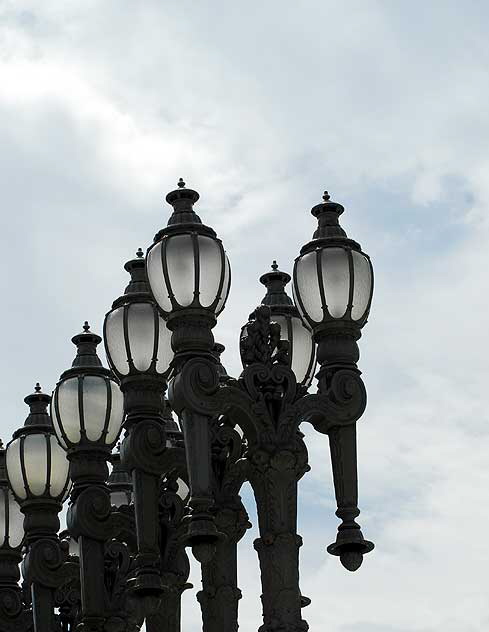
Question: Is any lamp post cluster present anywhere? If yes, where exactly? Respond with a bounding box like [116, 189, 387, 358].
[0, 180, 374, 632]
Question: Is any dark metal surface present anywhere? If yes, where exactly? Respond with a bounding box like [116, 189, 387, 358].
[0, 184, 373, 632]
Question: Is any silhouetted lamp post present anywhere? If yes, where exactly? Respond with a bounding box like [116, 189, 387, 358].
[0, 182, 374, 632]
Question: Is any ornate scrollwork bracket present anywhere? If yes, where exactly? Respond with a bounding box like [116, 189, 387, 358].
[240, 305, 290, 369]
[22, 538, 71, 590]
[121, 419, 168, 477]
[67, 486, 113, 542]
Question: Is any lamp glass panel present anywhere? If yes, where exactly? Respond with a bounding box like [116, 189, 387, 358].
[23, 434, 48, 496]
[216, 255, 231, 315]
[7, 492, 23, 548]
[6, 439, 26, 500]
[51, 402, 67, 449]
[351, 251, 373, 321]
[105, 381, 124, 446]
[57, 378, 82, 444]
[290, 316, 315, 384]
[105, 307, 129, 376]
[156, 315, 172, 374]
[295, 252, 323, 323]
[198, 236, 222, 308]
[292, 283, 307, 324]
[272, 315, 315, 385]
[166, 234, 195, 307]
[81, 376, 109, 442]
[48, 436, 70, 498]
[127, 303, 155, 372]
[321, 247, 350, 318]
[147, 242, 172, 312]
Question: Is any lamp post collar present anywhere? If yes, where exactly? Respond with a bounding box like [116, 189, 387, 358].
[260, 260, 294, 308]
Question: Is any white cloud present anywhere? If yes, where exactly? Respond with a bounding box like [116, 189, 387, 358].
[1, 2, 489, 630]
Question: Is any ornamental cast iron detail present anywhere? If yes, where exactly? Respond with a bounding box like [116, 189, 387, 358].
[0, 183, 374, 632]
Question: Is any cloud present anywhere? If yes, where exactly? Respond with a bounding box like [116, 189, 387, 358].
[1, 2, 489, 630]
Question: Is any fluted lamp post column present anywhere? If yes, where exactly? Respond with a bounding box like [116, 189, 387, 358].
[6, 384, 70, 632]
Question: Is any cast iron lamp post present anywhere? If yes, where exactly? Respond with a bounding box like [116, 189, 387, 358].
[104, 246, 191, 629]
[0, 181, 374, 632]
[5, 384, 71, 632]
[0, 440, 28, 631]
[51, 323, 126, 632]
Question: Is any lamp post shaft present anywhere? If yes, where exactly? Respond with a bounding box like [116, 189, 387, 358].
[198, 505, 249, 632]
[250, 445, 308, 632]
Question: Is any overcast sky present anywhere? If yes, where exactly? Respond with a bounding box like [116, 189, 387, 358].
[1, 1, 489, 630]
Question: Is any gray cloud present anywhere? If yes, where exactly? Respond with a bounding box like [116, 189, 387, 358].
[1, 1, 489, 630]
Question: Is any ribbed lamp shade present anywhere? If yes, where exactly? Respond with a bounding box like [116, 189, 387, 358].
[6, 385, 70, 503]
[51, 323, 124, 450]
[146, 180, 231, 317]
[293, 192, 373, 330]
[104, 248, 173, 378]
[0, 487, 24, 548]
[293, 247, 373, 327]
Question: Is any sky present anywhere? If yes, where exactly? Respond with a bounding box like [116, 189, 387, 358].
[1, 1, 489, 630]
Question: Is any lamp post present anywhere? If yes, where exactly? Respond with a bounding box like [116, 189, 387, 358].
[0, 181, 374, 632]
[104, 247, 191, 629]
[51, 323, 125, 631]
[6, 384, 70, 632]
[0, 440, 29, 632]
[147, 178, 231, 564]
[293, 191, 374, 571]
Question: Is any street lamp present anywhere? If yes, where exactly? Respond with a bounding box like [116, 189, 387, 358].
[0, 182, 374, 632]
[104, 246, 191, 625]
[51, 323, 124, 632]
[0, 440, 27, 630]
[293, 191, 374, 572]
[5, 384, 70, 632]
[147, 179, 231, 564]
